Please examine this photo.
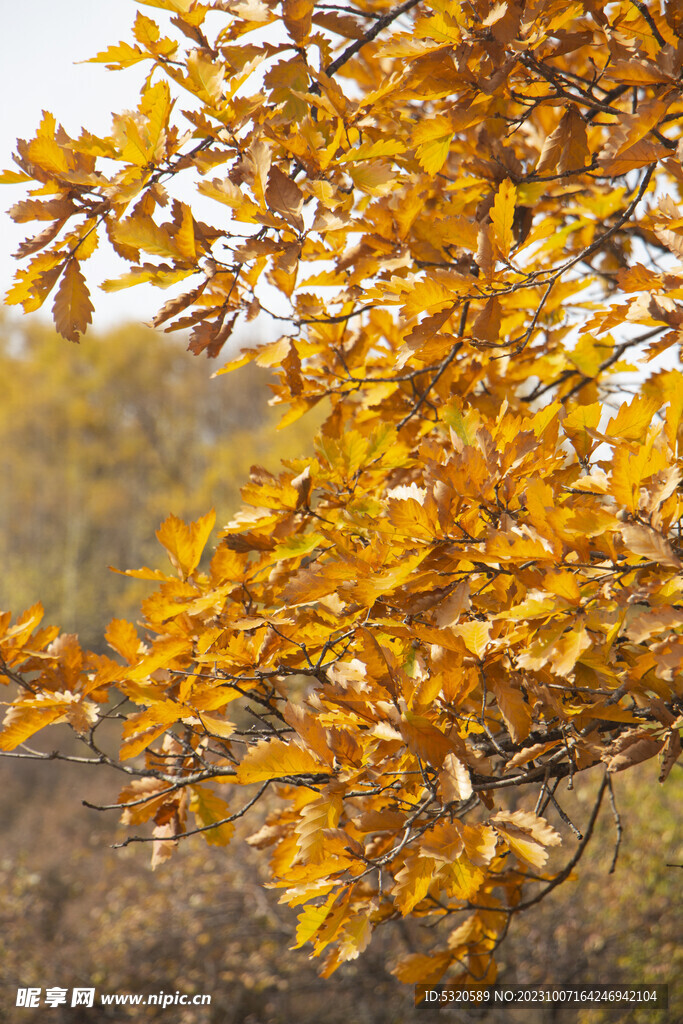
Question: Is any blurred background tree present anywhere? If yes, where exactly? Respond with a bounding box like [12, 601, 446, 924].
[0, 316, 318, 650]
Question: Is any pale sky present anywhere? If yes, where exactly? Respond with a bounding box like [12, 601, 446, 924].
[1, 1, 172, 330]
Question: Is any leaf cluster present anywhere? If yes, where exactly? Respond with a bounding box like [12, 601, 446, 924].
[2, 0, 683, 987]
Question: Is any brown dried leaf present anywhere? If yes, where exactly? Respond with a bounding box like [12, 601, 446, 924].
[265, 165, 304, 231]
[621, 523, 682, 569]
[283, 340, 303, 395]
[605, 732, 664, 773]
[659, 727, 681, 783]
[52, 260, 93, 342]
[472, 296, 502, 344]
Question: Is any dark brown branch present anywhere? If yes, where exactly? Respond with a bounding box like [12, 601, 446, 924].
[629, 0, 666, 47]
[112, 782, 270, 846]
[324, 0, 420, 78]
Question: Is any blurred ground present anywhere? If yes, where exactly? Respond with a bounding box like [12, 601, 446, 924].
[0, 742, 679, 1023]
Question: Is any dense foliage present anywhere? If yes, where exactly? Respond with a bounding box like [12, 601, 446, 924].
[2, 0, 682, 987]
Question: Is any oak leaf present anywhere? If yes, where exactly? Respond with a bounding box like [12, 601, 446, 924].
[52, 260, 93, 342]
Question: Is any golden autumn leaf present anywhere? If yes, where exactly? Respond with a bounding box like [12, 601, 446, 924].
[491, 810, 561, 868]
[392, 855, 436, 915]
[292, 897, 335, 949]
[282, 0, 314, 43]
[400, 710, 457, 768]
[414, 116, 454, 175]
[236, 738, 329, 783]
[490, 179, 516, 258]
[393, 951, 452, 985]
[537, 105, 590, 174]
[439, 752, 473, 802]
[155, 509, 216, 577]
[606, 396, 661, 442]
[188, 786, 235, 845]
[186, 49, 225, 106]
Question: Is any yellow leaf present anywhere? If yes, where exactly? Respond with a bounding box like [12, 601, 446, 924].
[620, 523, 682, 569]
[141, 79, 172, 159]
[347, 162, 397, 196]
[451, 620, 490, 659]
[606, 396, 661, 442]
[490, 179, 516, 258]
[295, 792, 343, 864]
[400, 711, 457, 767]
[537, 105, 589, 174]
[490, 810, 561, 868]
[547, 626, 591, 677]
[236, 737, 328, 783]
[393, 951, 452, 984]
[283, 702, 335, 765]
[421, 820, 465, 863]
[506, 740, 563, 771]
[462, 824, 498, 866]
[414, 116, 454, 175]
[563, 402, 602, 460]
[119, 701, 184, 759]
[27, 113, 70, 176]
[124, 637, 191, 683]
[0, 702, 67, 751]
[292, 893, 336, 948]
[133, 10, 161, 48]
[198, 713, 236, 740]
[189, 785, 234, 845]
[186, 49, 225, 106]
[111, 216, 181, 260]
[5, 253, 64, 313]
[392, 855, 436, 915]
[173, 202, 196, 261]
[601, 95, 671, 162]
[442, 854, 485, 901]
[156, 509, 216, 577]
[491, 680, 532, 742]
[403, 305, 455, 352]
[105, 619, 141, 664]
[611, 443, 653, 514]
[84, 40, 147, 69]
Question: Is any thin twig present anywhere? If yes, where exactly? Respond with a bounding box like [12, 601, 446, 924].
[606, 774, 623, 874]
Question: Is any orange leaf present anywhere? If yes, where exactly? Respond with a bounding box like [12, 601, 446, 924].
[155, 509, 216, 577]
[283, 0, 314, 43]
[52, 260, 93, 342]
